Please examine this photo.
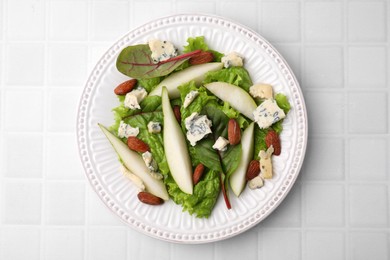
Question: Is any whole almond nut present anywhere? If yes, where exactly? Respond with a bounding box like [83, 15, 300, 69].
[189, 51, 214, 65]
[228, 119, 241, 145]
[193, 163, 205, 185]
[127, 137, 150, 153]
[137, 191, 164, 205]
[265, 130, 281, 155]
[173, 105, 181, 123]
[114, 79, 137, 95]
[246, 160, 260, 181]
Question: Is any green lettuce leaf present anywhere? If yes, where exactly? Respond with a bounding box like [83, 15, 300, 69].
[183, 36, 224, 61]
[203, 67, 253, 91]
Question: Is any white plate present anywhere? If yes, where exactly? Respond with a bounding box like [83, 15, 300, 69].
[77, 14, 307, 244]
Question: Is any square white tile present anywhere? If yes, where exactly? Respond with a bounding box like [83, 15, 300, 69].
[305, 231, 345, 260]
[349, 231, 389, 260]
[6, 0, 46, 40]
[349, 184, 388, 228]
[302, 137, 344, 181]
[304, 183, 345, 227]
[132, 2, 174, 28]
[304, 1, 343, 42]
[5, 43, 45, 85]
[48, 44, 88, 86]
[348, 1, 387, 42]
[261, 2, 301, 43]
[45, 182, 85, 225]
[87, 228, 128, 260]
[305, 91, 345, 134]
[44, 228, 84, 260]
[49, 1, 88, 41]
[220, 1, 258, 32]
[171, 243, 214, 260]
[347, 46, 387, 88]
[349, 137, 388, 181]
[215, 229, 258, 260]
[348, 92, 388, 134]
[0, 227, 41, 260]
[127, 230, 171, 259]
[91, 2, 129, 41]
[47, 88, 82, 132]
[176, 1, 216, 14]
[3, 133, 43, 178]
[1, 181, 42, 224]
[259, 230, 301, 260]
[4, 89, 44, 132]
[303, 46, 344, 88]
[46, 133, 84, 180]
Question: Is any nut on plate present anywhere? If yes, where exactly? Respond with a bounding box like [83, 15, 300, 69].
[189, 51, 214, 65]
[246, 160, 260, 181]
[228, 118, 241, 145]
[265, 130, 281, 155]
[137, 191, 164, 205]
[127, 136, 150, 153]
[114, 79, 137, 95]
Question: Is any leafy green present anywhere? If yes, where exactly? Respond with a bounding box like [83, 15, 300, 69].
[138, 77, 162, 92]
[116, 44, 200, 79]
[203, 67, 253, 91]
[166, 169, 220, 218]
[183, 36, 224, 61]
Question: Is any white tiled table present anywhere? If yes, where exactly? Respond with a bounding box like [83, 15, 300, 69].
[0, 0, 389, 259]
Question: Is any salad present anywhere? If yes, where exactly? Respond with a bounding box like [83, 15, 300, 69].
[99, 36, 291, 218]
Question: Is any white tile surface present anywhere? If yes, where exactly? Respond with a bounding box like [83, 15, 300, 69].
[1, 0, 389, 259]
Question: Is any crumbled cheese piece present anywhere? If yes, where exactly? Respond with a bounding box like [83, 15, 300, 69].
[184, 112, 212, 146]
[253, 99, 286, 129]
[259, 145, 274, 179]
[183, 90, 199, 108]
[212, 136, 229, 151]
[147, 121, 161, 134]
[120, 165, 145, 191]
[118, 121, 139, 138]
[142, 151, 158, 172]
[148, 39, 178, 63]
[149, 171, 163, 180]
[249, 83, 273, 99]
[248, 175, 264, 189]
[124, 87, 148, 110]
[221, 52, 244, 68]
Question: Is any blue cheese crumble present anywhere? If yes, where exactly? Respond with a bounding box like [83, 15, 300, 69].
[141, 151, 163, 180]
[184, 112, 212, 146]
[147, 121, 161, 134]
[124, 87, 147, 110]
[118, 121, 139, 138]
[212, 136, 229, 151]
[148, 39, 178, 63]
[221, 52, 244, 68]
[253, 99, 286, 129]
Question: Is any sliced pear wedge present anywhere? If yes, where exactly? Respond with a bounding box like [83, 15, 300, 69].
[149, 62, 223, 98]
[161, 87, 193, 194]
[98, 124, 169, 200]
[230, 122, 255, 197]
[204, 82, 257, 120]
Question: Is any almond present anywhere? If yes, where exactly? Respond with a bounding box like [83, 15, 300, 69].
[193, 163, 205, 185]
[173, 105, 181, 123]
[127, 137, 150, 153]
[228, 118, 241, 145]
[246, 160, 260, 181]
[265, 130, 281, 155]
[189, 51, 214, 65]
[137, 191, 164, 205]
[114, 79, 137, 95]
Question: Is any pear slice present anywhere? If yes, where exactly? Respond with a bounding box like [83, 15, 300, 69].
[230, 122, 255, 197]
[149, 62, 223, 98]
[98, 124, 169, 200]
[161, 87, 193, 194]
[204, 82, 257, 120]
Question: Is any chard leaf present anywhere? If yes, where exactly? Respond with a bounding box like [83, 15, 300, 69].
[116, 44, 201, 79]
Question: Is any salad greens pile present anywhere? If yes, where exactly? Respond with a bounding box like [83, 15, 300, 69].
[109, 36, 290, 218]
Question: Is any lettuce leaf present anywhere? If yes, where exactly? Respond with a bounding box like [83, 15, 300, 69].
[183, 36, 224, 62]
[203, 67, 253, 92]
